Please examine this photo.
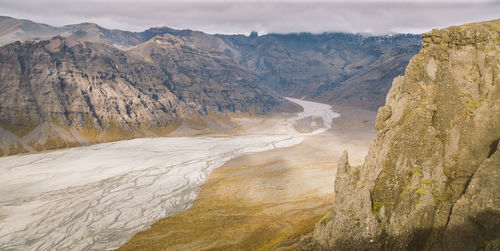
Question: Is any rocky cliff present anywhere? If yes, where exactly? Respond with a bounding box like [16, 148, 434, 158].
[301, 19, 500, 250]
[0, 16, 421, 111]
[0, 16, 421, 156]
[0, 36, 296, 156]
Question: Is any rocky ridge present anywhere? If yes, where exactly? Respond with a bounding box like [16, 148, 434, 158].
[0, 35, 297, 156]
[0, 16, 421, 110]
[300, 19, 500, 250]
[218, 32, 421, 110]
[0, 16, 420, 156]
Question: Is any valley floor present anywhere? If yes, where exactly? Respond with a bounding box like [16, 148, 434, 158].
[0, 99, 376, 250]
[119, 107, 376, 250]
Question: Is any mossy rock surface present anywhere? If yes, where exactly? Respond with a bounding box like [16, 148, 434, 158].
[302, 19, 500, 250]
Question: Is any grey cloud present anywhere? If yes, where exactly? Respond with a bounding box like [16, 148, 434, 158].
[0, 1, 499, 34]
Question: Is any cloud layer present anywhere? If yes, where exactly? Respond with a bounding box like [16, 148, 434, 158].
[1, 0, 499, 34]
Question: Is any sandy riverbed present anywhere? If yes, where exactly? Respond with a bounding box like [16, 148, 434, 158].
[118, 128, 375, 250]
[118, 102, 377, 250]
[0, 98, 341, 250]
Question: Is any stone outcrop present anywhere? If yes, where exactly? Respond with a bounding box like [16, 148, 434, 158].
[301, 19, 500, 250]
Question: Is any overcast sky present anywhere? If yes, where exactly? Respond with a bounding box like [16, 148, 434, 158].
[0, 0, 499, 35]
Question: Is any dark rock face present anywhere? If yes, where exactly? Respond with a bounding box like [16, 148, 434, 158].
[301, 19, 500, 250]
[0, 36, 296, 155]
[218, 32, 421, 110]
[0, 16, 422, 111]
[0, 16, 421, 155]
[128, 34, 291, 115]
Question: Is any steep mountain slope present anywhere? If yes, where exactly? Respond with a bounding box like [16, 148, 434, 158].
[134, 30, 421, 110]
[218, 33, 421, 109]
[300, 19, 500, 250]
[0, 16, 421, 111]
[0, 16, 421, 156]
[0, 36, 297, 156]
[127, 33, 273, 114]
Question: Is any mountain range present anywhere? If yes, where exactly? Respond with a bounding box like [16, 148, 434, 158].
[0, 16, 421, 155]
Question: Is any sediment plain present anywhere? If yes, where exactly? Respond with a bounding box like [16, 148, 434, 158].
[0, 98, 357, 250]
[119, 102, 377, 250]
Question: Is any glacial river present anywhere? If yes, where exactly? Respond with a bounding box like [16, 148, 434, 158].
[0, 98, 338, 250]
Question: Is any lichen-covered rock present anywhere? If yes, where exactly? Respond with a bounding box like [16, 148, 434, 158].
[302, 19, 500, 250]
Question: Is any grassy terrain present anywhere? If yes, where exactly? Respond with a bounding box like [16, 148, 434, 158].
[118, 109, 376, 250]
[118, 133, 345, 250]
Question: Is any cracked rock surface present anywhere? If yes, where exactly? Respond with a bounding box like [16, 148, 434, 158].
[300, 19, 500, 250]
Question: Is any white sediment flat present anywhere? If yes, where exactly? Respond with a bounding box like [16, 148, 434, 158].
[0, 98, 339, 250]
